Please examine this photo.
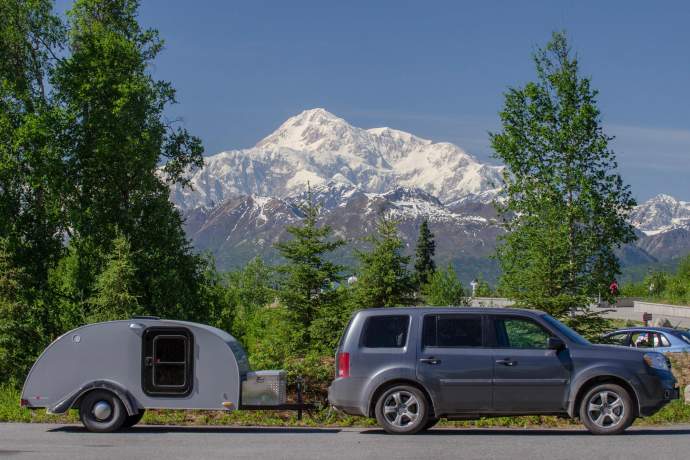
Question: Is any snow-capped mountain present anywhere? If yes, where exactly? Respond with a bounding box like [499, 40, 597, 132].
[168, 108, 690, 278]
[169, 108, 503, 212]
[629, 194, 690, 235]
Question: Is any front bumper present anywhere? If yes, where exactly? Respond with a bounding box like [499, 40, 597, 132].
[638, 370, 679, 417]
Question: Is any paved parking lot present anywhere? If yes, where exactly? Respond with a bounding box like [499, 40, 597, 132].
[1, 423, 689, 460]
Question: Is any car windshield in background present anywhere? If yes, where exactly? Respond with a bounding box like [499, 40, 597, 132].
[540, 314, 590, 345]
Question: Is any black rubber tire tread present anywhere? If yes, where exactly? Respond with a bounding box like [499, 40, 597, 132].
[122, 410, 145, 428]
[421, 417, 440, 431]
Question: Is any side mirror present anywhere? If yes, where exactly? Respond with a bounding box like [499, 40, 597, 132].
[548, 337, 565, 350]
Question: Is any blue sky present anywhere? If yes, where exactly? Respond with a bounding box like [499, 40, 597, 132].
[59, 1, 689, 202]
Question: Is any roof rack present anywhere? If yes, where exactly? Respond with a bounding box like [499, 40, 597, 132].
[131, 315, 160, 320]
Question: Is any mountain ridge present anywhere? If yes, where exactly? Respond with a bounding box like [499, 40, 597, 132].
[168, 109, 690, 279]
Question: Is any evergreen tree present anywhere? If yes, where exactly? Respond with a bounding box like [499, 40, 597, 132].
[423, 264, 467, 306]
[414, 219, 436, 287]
[491, 31, 636, 328]
[474, 278, 493, 297]
[274, 188, 345, 350]
[353, 215, 415, 307]
[88, 232, 140, 321]
[224, 257, 276, 341]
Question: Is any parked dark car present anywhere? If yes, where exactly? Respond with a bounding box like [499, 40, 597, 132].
[328, 308, 679, 435]
[600, 327, 690, 353]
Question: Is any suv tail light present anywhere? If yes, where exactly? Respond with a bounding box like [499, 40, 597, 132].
[337, 352, 350, 378]
[20, 398, 28, 408]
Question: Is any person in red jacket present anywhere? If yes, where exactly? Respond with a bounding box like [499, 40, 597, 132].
[609, 278, 619, 297]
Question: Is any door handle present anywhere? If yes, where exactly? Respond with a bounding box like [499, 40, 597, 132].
[419, 357, 441, 365]
[495, 358, 518, 366]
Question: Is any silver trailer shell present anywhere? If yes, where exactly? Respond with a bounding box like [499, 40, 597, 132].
[22, 318, 250, 415]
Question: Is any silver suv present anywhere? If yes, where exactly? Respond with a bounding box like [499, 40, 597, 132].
[328, 308, 678, 434]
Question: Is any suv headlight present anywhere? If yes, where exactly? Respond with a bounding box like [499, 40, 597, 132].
[643, 352, 670, 371]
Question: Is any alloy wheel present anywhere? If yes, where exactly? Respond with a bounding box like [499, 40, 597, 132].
[587, 390, 625, 428]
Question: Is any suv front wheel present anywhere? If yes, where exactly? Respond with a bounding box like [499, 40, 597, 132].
[579, 383, 635, 435]
[375, 385, 429, 434]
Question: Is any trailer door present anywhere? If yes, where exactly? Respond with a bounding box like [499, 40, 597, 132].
[142, 327, 194, 396]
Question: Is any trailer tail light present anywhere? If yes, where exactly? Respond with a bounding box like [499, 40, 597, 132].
[20, 399, 28, 408]
[337, 352, 350, 378]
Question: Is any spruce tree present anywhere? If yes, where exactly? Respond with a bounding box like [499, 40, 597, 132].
[274, 188, 345, 350]
[89, 233, 140, 321]
[353, 215, 415, 308]
[491, 32, 636, 329]
[414, 219, 436, 287]
[423, 264, 467, 306]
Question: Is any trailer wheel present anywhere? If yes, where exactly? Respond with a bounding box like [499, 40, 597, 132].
[122, 410, 145, 428]
[79, 390, 126, 433]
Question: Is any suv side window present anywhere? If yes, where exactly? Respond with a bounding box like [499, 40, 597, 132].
[494, 317, 551, 349]
[422, 315, 483, 348]
[361, 315, 409, 348]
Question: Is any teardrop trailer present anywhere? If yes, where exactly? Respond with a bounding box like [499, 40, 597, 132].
[21, 317, 312, 432]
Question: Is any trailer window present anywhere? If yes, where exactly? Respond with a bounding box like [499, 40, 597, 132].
[142, 327, 193, 396]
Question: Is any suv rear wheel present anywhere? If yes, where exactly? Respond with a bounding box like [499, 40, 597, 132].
[375, 385, 429, 434]
[579, 383, 635, 435]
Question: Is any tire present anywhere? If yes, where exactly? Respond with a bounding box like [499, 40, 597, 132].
[421, 417, 439, 431]
[122, 410, 145, 428]
[579, 383, 635, 435]
[79, 390, 126, 433]
[375, 385, 429, 434]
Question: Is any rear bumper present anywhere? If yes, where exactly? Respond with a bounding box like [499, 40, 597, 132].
[328, 377, 367, 416]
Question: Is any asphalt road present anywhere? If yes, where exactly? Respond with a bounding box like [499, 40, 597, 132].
[1, 423, 689, 460]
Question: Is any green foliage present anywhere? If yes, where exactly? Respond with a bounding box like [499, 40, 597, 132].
[222, 257, 275, 340]
[491, 31, 636, 324]
[621, 254, 690, 305]
[55, 0, 206, 319]
[0, 239, 64, 383]
[0, 0, 209, 386]
[423, 264, 467, 306]
[413, 219, 436, 287]
[274, 188, 345, 351]
[474, 277, 494, 297]
[88, 232, 140, 321]
[352, 215, 415, 308]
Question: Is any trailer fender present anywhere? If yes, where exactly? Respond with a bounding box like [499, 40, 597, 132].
[50, 379, 140, 416]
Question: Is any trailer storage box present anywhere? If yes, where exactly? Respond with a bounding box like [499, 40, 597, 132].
[241, 370, 287, 406]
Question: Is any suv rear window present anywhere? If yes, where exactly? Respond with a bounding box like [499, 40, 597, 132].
[422, 315, 483, 347]
[361, 315, 409, 348]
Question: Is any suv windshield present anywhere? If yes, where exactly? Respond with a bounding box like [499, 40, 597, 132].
[540, 314, 590, 345]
